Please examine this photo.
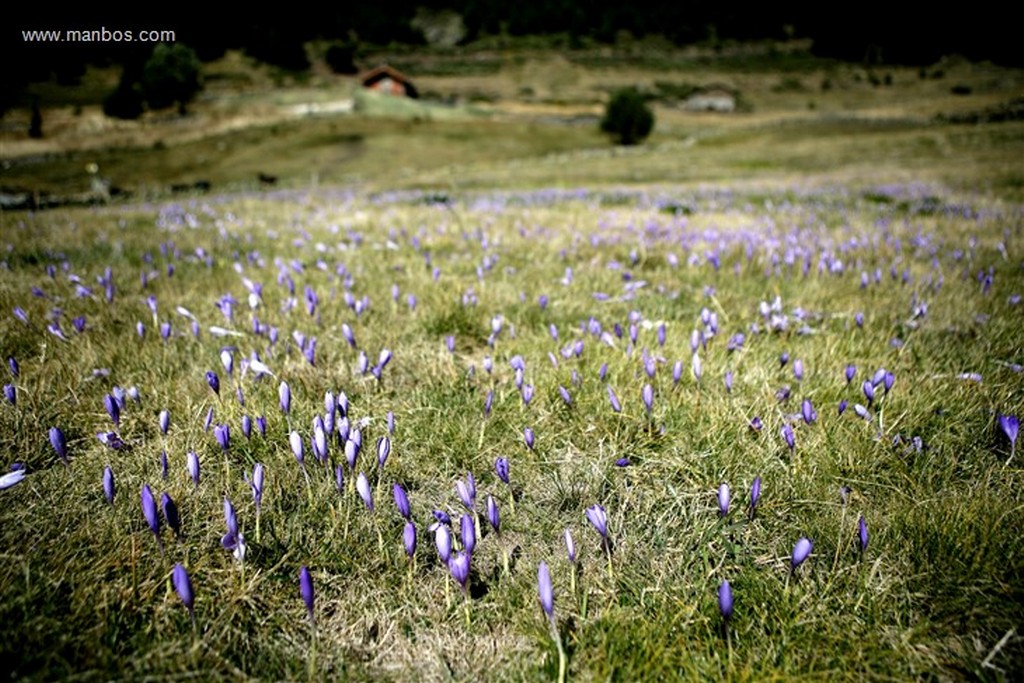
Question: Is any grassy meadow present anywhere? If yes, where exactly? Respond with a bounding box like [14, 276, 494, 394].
[2, 45, 1024, 681]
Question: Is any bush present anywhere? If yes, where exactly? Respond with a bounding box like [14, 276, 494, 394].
[142, 43, 202, 115]
[325, 42, 358, 75]
[600, 88, 654, 145]
[103, 71, 145, 120]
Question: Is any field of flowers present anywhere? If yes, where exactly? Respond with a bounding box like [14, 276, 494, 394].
[1, 182, 1022, 680]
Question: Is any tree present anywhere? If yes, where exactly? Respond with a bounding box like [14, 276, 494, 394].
[142, 43, 202, 115]
[103, 70, 145, 120]
[600, 88, 654, 145]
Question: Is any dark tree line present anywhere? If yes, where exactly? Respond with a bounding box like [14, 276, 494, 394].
[5, 1, 1020, 101]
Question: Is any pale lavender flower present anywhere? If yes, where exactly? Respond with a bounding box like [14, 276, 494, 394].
[449, 551, 470, 592]
[564, 528, 576, 563]
[141, 484, 161, 547]
[781, 423, 795, 451]
[205, 371, 220, 397]
[435, 524, 452, 563]
[158, 409, 170, 435]
[718, 483, 730, 517]
[0, 469, 26, 490]
[393, 483, 411, 519]
[173, 563, 194, 617]
[461, 514, 476, 555]
[858, 515, 869, 554]
[486, 495, 500, 533]
[279, 381, 291, 415]
[524, 427, 535, 450]
[103, 394, 120, 427]
[607, 385, 622, 413]
[750, 476, 761, 518]
[792, 537, 813, 570]
[49, 426, 68, 463]
[642, 384, 654, 414]
[586, 504, 608, 539]
[103, 465, 115, 504]
[719, 580, 733, 621]
[495, 456, 510, 485]
[357, 472, 373, 511]
[214, 424, 230, 451]
[187, 451, 200, 487]
[404, 521, 417, 559]
[538, 561, 554, 619]
[289, 431, 304, 465]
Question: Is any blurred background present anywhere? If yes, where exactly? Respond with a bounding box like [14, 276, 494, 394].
[3, 2, 1022, 206]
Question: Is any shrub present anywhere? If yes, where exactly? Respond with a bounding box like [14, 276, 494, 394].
[142, 43, 202, 115]
[103, 71, 145, 120]
[600, 88, 654, 145]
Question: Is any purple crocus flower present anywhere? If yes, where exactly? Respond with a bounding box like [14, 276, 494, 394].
[586, 504, 608, 539]
[641, 384, 654, 415]
[206, 371, 220, 397]
[249, 463, 264, 512]
[607, 385, 622, 413]
[862, 380, 875, 406]
[335, 465, 344, 493]
[456, 474, 476, 511]
[564, 528, 576, 563]
[718, 579, 733, 621]
[289, 431, 304, 465]
[241, 415, 252, 439]
[299, 566, 315, 623]
[461, 514, 476, 555]
[524, 427, 535, 450]
[104, 394, 120, 427]
[162, 492, 181, 538]
[718, 483, 730, 517]
[486, 495, 500, 533]
[203, 407, 214, 432]
[838, 399, 848, 416]
[141, 484, 161, 547]
[172, 563, 194, 617]
[356, 472, 373, 511]
[495, 457, 510, 485]
[781, 423, 795, 451]
[377, 436, 390, 469]
[7, 357, 18, 378]
[999, 414, 1019, 463]
[435, 524, 452, 563]
[256, 416, 267, 437]
[449, 551, 470, 593]
[158, 409, 170, 435]
[858, 515, 869, 554]
[3, 384, 15, 406]
[801, 399, 816, 425]
[793, 359, 804, 381]
[49, 426, 68, 463]
[724, 371, 734, 393]
[749, 416, 763, 431]
[538, 561, 554, 619]
[792, 537, 813, 570]
[278, 381, 291, 415]
[103, 465, 115, 504]
[214, 424, 230, 452]
[187, 451, 200, 488]
[483, 389, 493, 417]
[845, 364, 856, 384]
[750, 476, 761, 517]
[393, 483, 411, 519]
[404, 521, 417, 558]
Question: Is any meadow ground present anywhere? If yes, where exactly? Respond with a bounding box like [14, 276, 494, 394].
[1, 45, 1023, 681]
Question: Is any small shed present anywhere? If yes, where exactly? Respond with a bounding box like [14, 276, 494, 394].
[684, 87, 736, 112]
[360, 65, 418, 99]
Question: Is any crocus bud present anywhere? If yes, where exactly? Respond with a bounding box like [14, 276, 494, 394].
[49, 426, 68, 463]
[356, 472, 373, 511]
[103, 465, 115, 504]
[205, 371, 220, 396]
[393, 483, 411, 519]
[538, 561, 554, 619]
[173, 563, 194, 616]
[279, 381, 291, 415]
[564, 528, 576, 563]
[792, 537, 813, 570]
[858, 515, 868, 553]
[299, 566, 314, 623]
[404, 521, 417, 558]
[435, 524, 452, 563]
[162, 492, 181, 538]
[495, 457, 510, 485]
[718, 580, 733, 621]
[718, 483, 730, 517]
[158, 409, 170, 435]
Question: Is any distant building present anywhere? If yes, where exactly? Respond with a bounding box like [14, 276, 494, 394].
[684, 87, 736, 112]
[360, 65, 418, 98]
